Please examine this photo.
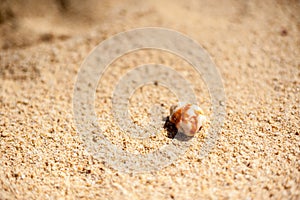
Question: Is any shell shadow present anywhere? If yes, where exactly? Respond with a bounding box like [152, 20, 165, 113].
[163, 116, 193, 141]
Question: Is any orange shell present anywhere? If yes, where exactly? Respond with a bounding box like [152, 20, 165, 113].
[169, 102, 206, 136]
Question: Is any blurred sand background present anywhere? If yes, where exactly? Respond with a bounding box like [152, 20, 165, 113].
[0, 0, 299, 199]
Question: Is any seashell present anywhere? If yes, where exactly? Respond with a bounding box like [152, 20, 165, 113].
[169, 102, 206, 136]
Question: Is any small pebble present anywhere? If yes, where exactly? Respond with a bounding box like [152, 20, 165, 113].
[1, 131, 10, 137]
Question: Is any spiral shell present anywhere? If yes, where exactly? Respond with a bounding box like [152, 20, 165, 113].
[169, 102, 206, 136]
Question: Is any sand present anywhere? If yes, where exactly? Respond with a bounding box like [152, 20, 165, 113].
[0, 0, 299, 199]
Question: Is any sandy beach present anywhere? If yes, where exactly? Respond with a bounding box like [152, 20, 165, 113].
[0, 0, 299, 199]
